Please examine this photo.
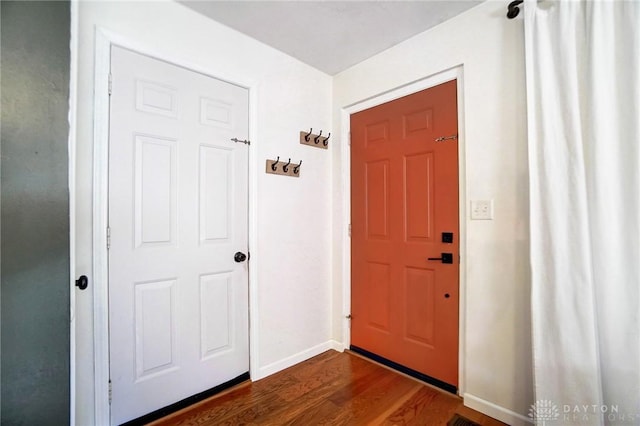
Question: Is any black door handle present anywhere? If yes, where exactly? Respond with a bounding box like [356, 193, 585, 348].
[76, 275, 88, 290]
[427, 253, 453, 264]
[234, 252, 247, 263]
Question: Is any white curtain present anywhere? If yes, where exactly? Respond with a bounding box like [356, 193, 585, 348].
[525, 0, 640, 424]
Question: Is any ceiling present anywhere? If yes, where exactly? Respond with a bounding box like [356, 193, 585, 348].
[179, 1, 483, 75]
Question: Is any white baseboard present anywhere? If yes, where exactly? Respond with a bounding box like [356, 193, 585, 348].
[254, 340, 342, 380]
[463, 393, 533, 426]
[330, 339, 345, 352]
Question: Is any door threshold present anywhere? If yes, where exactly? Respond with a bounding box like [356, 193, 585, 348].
[349, 345, 457, 395]
[121, 372, 250, 426]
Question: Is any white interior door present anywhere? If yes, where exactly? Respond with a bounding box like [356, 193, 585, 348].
[108, 46, 249, 425]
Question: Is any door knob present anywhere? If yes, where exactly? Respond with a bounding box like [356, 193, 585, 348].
[427, 253, 453, 264]
[75, 275, 89, 290]
[234, 252, 247, 263]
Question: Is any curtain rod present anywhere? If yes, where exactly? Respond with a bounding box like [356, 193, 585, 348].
[507, 0, 524, 19]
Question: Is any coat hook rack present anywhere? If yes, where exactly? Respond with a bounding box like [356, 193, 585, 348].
[266, 157, 302, 177]
[300, 128, 329, 149]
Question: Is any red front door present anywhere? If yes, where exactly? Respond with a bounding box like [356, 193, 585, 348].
[350, 80, 459, 387]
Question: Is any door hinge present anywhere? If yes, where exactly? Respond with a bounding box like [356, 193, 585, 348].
[346, 314, 352, 320]
[106, 226, 111, 250]
[108, 379, 112, 405]
[348, 132, 351, 146]
[348, 224, 352, 237]
[108, 73, 113, 96]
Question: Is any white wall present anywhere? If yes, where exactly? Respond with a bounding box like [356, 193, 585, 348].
[331, 2, 533, 425]
[74, 1, 332, 423]
[76, 1, 534, 424]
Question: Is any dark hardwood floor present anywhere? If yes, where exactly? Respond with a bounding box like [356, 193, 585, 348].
[149, 350, 507, 426]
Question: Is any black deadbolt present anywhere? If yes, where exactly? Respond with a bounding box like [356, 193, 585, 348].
[442, 232, 454, 243]
[234, 252, 247, 263]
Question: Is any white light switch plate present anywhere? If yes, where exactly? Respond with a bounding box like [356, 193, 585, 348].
[471, 200, 493, 220]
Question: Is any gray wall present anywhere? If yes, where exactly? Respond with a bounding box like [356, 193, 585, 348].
[1, 1, 71, 424]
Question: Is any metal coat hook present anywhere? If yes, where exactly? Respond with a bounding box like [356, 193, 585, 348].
[271, 156, 280, 171]
[506, 0, 523, 19]
[305, 128, 313, 142]
[293, 160, 302, 174]
[323, 132, 331, 146]
[314, 130, 323, 144]
[283, 158, 291, 173]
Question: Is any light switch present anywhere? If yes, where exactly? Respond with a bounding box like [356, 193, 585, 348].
[470, 200, 493, 220]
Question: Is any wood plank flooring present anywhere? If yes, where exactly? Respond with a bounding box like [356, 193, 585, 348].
[149, 350, 507, 426]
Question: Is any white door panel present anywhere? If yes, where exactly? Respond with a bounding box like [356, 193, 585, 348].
[108, 46, 249, 425]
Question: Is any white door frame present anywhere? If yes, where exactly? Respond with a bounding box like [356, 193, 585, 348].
[90, 27, 260, 425]
[339, 66, 468, 394]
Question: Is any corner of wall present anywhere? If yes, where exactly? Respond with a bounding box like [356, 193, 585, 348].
[253, 340, 343, 381]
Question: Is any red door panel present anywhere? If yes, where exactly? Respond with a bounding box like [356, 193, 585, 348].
[351, 80, 459, 386]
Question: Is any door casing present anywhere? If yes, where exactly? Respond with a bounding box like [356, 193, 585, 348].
[87, 27, 261, 425]
[339, 66, 467, 395]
